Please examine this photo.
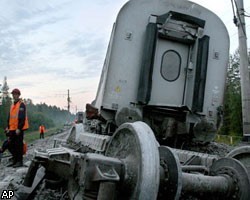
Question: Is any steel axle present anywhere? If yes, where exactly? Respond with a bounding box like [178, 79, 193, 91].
[22, 122, 250, 200]
[159, 146, 250, 200]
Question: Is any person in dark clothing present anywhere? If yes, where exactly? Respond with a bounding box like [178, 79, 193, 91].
[0, 137, 15, 159]
[0, 139, 9, 153]
[0, 129, 14, 161]
[0, 138, 11, 155]
[6, 88, 29, 168]
[0, 140, 7, 161]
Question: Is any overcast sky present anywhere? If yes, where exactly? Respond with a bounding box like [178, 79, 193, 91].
[0, 0, 249, 113]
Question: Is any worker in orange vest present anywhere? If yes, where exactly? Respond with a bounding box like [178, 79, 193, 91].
[39, 125, 45, 139]
[6, 88, 29, 168]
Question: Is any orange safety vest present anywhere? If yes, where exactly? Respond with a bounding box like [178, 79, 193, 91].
[9, 100, 29, 131]
[39, 125, 45, 133]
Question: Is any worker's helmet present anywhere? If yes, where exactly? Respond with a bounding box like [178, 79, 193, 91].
[11, 88, 21, 95]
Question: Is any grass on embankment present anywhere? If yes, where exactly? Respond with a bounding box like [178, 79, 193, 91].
[24, 127, 66, 144]
[0, 126, 66, 145]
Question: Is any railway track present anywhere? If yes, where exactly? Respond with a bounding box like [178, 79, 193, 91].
[0, 124, 249, 200]
[0, 128, 70, 199]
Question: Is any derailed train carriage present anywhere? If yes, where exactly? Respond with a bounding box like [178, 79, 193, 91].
[20, 0, 250, 199]
[93, 0, 229, 145]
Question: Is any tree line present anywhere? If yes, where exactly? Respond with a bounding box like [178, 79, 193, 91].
[219, 50, 246, 137]
[0, 95, 75, 141]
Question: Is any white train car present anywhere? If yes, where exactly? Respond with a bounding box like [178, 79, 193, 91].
[23, 2, 250, 200]
[93, 0, 229, 145]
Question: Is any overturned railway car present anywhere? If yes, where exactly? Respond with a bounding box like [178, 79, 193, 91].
[20, 0, 250, 200]
[94, 0, 229, 145]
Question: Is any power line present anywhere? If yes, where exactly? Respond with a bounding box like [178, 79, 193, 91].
[231, 0, 238, 24]
[233, 0, 247, 37]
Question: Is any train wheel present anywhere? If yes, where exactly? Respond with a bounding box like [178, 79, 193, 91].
[210, 157, 250, 200]
[105, 121, 160, 200]
[226, 146, 250, 177]
[158, 146, 182, 200]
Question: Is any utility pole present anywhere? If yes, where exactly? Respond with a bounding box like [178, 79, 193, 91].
[235, 0, 250, 140]
[66, 89, 71, 123]
[67, 89, 71, 112]
[0, 83, 2, 105]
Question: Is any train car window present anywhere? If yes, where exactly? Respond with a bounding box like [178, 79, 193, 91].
[161, 50, 181, 82]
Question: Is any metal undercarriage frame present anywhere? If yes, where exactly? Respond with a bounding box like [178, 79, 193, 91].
[19, 122, 250, 200]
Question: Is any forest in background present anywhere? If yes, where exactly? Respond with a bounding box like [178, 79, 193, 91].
[0, 95, 75, 141]
[219, 50, 248, 137]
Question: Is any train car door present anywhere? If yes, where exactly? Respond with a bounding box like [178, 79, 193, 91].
[149, 39, 189, 106]
[137, 12, 205, 107]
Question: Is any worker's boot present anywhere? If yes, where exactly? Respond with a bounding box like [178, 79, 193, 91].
[7, 161, 16, 167]
[12, 161, 23, 168]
